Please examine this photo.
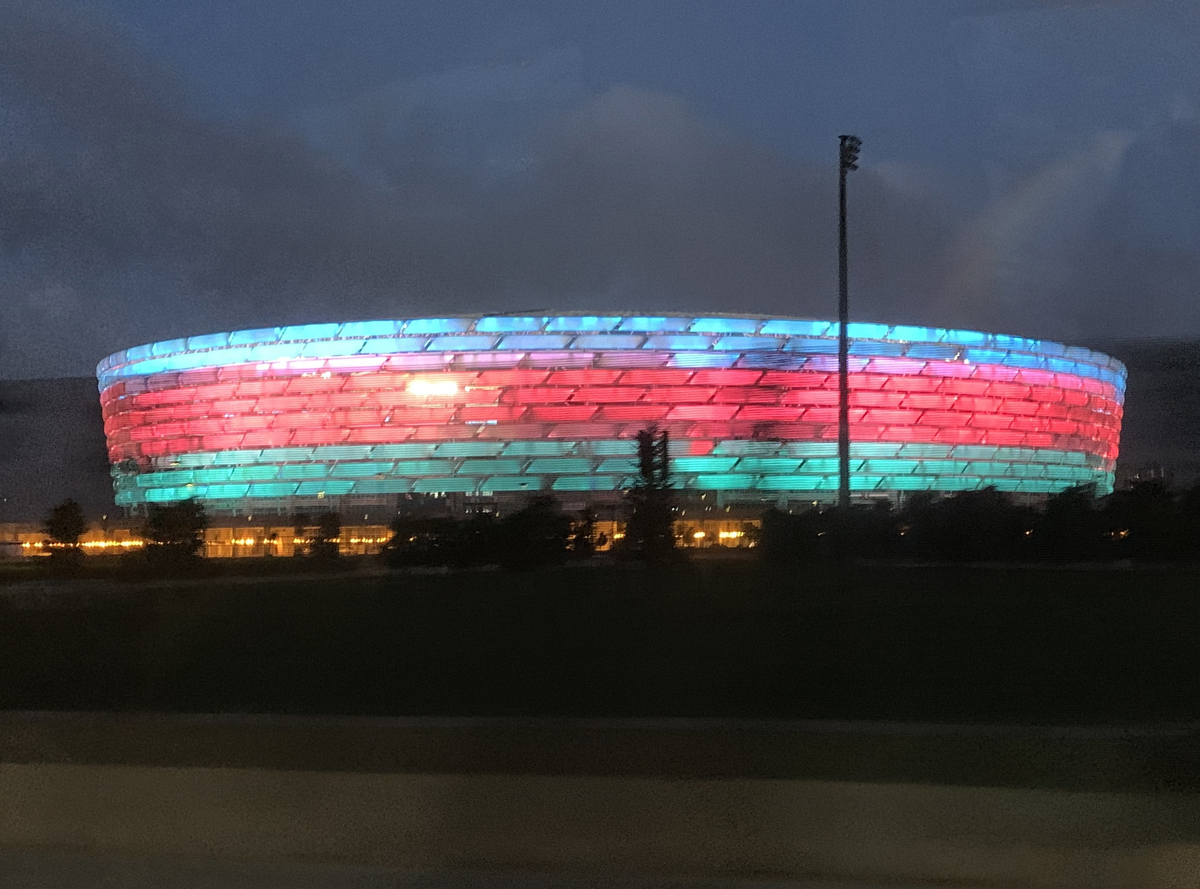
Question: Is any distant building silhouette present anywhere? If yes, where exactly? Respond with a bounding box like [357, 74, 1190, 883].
[1114, 461, 1174, 491]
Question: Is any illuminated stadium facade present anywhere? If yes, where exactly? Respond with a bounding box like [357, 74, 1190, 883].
[97, 314, 1126, 513]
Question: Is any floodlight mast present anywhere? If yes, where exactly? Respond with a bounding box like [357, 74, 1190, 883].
[838, 134, 861, 511]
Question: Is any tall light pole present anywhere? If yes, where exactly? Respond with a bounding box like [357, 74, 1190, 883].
[838, 134, 861, 511]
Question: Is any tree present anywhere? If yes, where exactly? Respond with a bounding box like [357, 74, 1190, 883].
[43, 499, 87, 548]
[454, 511, 501, 567]
[1101, 479, 1183, 560]
[1036, 484, 1101, 561]
[291, 512, 310, 557]
[570, 508, 597, 559]
[499, 496, 571, 570]
[382, 511, 507, 569]
[290, 511, 340, 558]
[42, 498, 88, 567]
[310, 511, 342, 559]
[144, 499, 207, 564]
[759, 508, 818, 564]
[384, 515, 455, 568]
[902, 486, 1032, 562]
[624, 425, 675, 560]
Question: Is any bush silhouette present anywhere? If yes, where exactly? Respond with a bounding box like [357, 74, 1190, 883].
[143, 499, 207, 566]
[42, 499, 88, 569]
[499, 496, 571, 571]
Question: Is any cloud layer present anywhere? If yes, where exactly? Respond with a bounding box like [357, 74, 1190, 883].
[0, 0, 1198, 379]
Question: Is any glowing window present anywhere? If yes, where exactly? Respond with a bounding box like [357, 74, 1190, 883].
[408, 379, 458, 397]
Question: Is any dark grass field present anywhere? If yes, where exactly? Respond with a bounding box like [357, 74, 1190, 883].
[3, 559, 1200, 724]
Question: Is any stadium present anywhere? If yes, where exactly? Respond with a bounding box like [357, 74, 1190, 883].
[97, 314, 1126, 515]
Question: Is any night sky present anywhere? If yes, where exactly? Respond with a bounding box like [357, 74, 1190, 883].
[1, 0, 1198, 379]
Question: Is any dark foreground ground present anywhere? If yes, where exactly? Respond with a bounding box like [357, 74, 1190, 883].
[0, 853, 954, 889]
[2, 559, 1199, 725]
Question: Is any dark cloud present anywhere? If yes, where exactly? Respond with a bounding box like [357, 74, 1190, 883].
[0, 378, 112, 521]
[0, 0, 962, 377]
[0, 0, 1198, 380]
[0, 1, 419, 342]
[957, 0, 1142, 13]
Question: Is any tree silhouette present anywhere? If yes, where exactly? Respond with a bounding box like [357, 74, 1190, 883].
[144, 499, 207, 564]
[499, 496, 570, 570]
[43, 499, 87, 548]
[624, 425, 675, 559]
[759, 507, 822, 563]
[902, 486, 1032, 562]
[1036, 484, 1100, 560]
[291, 512, 310, 556]
[42, 498, 88, 568]
[310, 511, 342, 559]
[570, 508, 597, 559]
[1101, 479, 1184, 560]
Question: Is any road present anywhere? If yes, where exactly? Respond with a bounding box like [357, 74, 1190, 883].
[0, 851, 989, 889]
[3, 714, 1199, 887]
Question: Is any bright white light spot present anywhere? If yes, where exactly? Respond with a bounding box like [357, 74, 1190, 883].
[408, 379, 458, 396]
[693, 531, 705, 539]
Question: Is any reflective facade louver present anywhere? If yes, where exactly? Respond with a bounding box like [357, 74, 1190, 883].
[97, 315, 1126, 508]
